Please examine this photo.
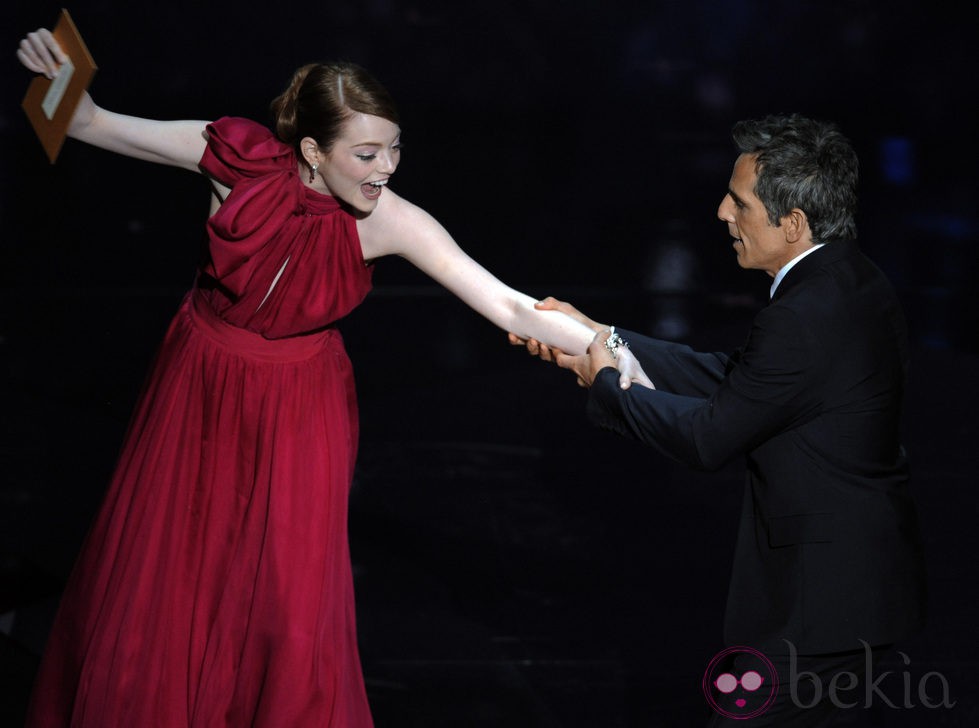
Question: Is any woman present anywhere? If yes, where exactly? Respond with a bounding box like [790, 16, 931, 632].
[17, 27, 648, 728]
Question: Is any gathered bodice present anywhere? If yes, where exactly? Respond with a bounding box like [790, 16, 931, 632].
[196, 117, 373, 338]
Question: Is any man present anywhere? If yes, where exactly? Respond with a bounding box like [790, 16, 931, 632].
[515, 115, 926, 726]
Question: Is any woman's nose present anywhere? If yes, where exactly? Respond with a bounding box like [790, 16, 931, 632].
[378, 151, 397, 174]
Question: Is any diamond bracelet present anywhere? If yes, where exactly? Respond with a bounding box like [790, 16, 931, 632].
[604, 326, 629, 359]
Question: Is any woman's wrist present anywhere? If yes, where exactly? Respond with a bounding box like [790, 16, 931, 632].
[603, 326, 629, 360]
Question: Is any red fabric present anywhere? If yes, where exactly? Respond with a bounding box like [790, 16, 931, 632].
[199, 117, 373, 338]
[25, 118, 375, 727]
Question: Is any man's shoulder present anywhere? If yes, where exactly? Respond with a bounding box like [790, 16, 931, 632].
[781, 243, 895, 305]
[766, 243, 905, 349]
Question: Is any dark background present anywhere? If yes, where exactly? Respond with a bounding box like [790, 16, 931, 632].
[1, 1, 977, 726]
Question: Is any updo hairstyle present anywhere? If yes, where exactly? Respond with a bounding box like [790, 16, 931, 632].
[270, 62, 400, 169]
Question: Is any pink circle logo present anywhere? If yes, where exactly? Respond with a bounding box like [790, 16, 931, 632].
[702, 646, 779, 719]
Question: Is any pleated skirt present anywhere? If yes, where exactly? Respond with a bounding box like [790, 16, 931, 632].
[25, 290, 373, 727]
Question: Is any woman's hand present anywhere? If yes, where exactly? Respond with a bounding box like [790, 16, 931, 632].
[551, 330, 655, 390]
[614, 346, 655, 390]
[17, 28, 68, 79]
[16, 27, 97, 134]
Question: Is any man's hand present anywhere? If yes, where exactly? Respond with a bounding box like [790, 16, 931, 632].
[550, 330, 614, 387]
[533, 297, 606, 333]
[507, 297, 607, 361]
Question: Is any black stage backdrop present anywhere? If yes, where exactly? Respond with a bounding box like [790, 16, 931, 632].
[1, 2, 977, 726]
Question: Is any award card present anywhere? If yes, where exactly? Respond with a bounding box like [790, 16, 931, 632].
[21, 9, 97, 163]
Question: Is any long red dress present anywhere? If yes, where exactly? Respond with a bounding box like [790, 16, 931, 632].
[25, 117, 376, 727]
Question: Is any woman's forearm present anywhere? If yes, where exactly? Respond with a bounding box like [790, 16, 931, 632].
[505, 291, 597, 355]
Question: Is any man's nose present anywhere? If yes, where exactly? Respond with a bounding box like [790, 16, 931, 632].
[717, 195, 734, 221]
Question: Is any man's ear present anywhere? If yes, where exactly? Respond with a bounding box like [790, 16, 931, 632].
[783, 208, 810, 244]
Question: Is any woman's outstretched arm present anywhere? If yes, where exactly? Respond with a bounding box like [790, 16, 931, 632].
[17, 28, 209, 172]
[357, 187, 653, 388]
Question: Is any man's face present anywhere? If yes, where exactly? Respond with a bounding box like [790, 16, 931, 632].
[717, 154, 795, 277]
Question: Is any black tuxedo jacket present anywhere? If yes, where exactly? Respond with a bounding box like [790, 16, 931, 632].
[588, 240, 926, 654]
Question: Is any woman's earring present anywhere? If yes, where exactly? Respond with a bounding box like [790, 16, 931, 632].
[309, 163, 318, 183]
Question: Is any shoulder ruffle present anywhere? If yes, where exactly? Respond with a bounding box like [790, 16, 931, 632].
[201, 118, 303, 297]
[200, 117, 294, 186]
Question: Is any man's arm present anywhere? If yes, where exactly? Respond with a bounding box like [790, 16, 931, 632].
[584, 305, 823, 471]
[615, 329, 731, 398]
[509, 297, 730, 397]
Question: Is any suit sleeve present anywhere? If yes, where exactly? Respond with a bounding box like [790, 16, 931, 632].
[591, 307, 823, 470]
[616, 328, 731, 397]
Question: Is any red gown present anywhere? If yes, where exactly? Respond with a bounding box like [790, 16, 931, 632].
[25, 118, 376, 727]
